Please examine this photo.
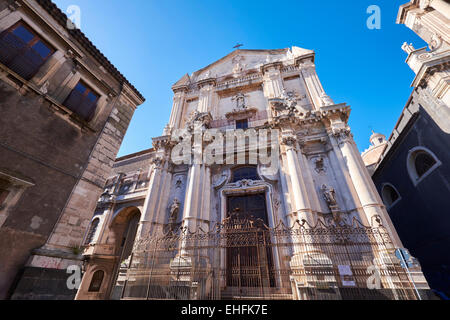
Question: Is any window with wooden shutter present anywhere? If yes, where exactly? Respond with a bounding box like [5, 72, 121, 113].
[63, 81, 99, 121]
[0, 21, 54, 80]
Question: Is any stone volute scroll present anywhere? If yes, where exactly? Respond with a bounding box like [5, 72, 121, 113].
[186, 111, 213, 132]
[270, 89, 300, 118]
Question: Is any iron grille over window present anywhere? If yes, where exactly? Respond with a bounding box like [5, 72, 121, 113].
[0, 21, 54, 80]
[231, 166, 260, 182]
[63, 81, 99, 121]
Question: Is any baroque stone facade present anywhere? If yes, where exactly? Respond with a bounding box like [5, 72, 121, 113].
[77, 46, 432, 300]
[0, 0, 144, 299]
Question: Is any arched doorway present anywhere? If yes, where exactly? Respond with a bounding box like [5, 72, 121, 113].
[109, 207, 141, 299]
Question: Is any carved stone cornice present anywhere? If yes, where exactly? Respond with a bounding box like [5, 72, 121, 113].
[225, 107, 257, 121]
[260, 61, 283, 75]
[320, 103, 351, 121]
[197, 78, 216, 89]
[172, 85, 189, 94]
[152, 135, 173, 151]
[294, 53, 315, 66]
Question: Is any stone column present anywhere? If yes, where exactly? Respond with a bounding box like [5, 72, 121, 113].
[333, 130, 403, 246]
[262, 63, 284, 120]
[200, 165, 212, 223]
[198, 81, 216, 113]
[153, 167, 173, 227]
[182, 163, 202, 232]
[138, 156, 166, 237]
[299, 62, 334, 110]
[169, 89, 186, 129]
[280, 132, 313, 226]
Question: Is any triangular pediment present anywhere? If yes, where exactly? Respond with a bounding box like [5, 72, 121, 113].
[172, 73, 191, 89]
[189, 46, 315, 82]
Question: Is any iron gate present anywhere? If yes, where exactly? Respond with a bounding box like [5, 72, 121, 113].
[119, 218, 422, 300]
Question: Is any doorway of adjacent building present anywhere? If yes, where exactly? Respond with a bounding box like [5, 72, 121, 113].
[225, 193, 275, 290]
[109, 208, 141, 300]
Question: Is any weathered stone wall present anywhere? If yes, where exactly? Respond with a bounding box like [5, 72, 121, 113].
[373, 95, 450, 298]
[0, 0, 144, 299]
[0, 78, 95, 298]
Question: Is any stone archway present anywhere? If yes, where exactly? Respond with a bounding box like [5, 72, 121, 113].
[108, 207, 141, 299]
[75, 206, 141, 300]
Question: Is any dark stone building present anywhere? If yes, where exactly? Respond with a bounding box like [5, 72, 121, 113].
[0, 0, 144, 299]
[371, 0, 450, 299]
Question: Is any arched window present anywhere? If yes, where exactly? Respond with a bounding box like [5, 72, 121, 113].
[84, 218, 100, 245]
[415, 153, 436, 178]
[381, 184, 401, 208]
[231, 166, 260, 182]
[407, 147, 441, 186]
[88, 270, 104, 292]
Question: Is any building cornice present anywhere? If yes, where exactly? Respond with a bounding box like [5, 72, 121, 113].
[29, 0, 145, 103]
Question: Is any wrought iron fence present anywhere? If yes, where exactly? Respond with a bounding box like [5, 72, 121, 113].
[119, 218, 421, 300]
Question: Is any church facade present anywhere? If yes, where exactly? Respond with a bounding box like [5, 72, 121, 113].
[75, 47, 432, 300]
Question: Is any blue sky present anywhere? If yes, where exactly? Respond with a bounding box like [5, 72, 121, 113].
[53, 0, 427, 157]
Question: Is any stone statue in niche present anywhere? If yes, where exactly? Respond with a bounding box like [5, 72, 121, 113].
[321, 184, 342, 223]
[168, 198, 180, 224]
[232, 92, 247, 110]
[232, 55, 246, 75]
[321, 184, 337, 207]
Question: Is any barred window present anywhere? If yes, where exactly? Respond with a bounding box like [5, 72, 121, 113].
[0, 21, 54, 80]
[232, 166, 260, 182]
[63, 81, 99, 121]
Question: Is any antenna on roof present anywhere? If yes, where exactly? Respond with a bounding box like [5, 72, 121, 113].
[233, 43, 244, 49]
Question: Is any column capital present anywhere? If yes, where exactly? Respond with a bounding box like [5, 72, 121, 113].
[330, 126, 353, 146]
[280, 132, 298, 151]
[152, 135, 173, 151]
[151, 156, 165, 169]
